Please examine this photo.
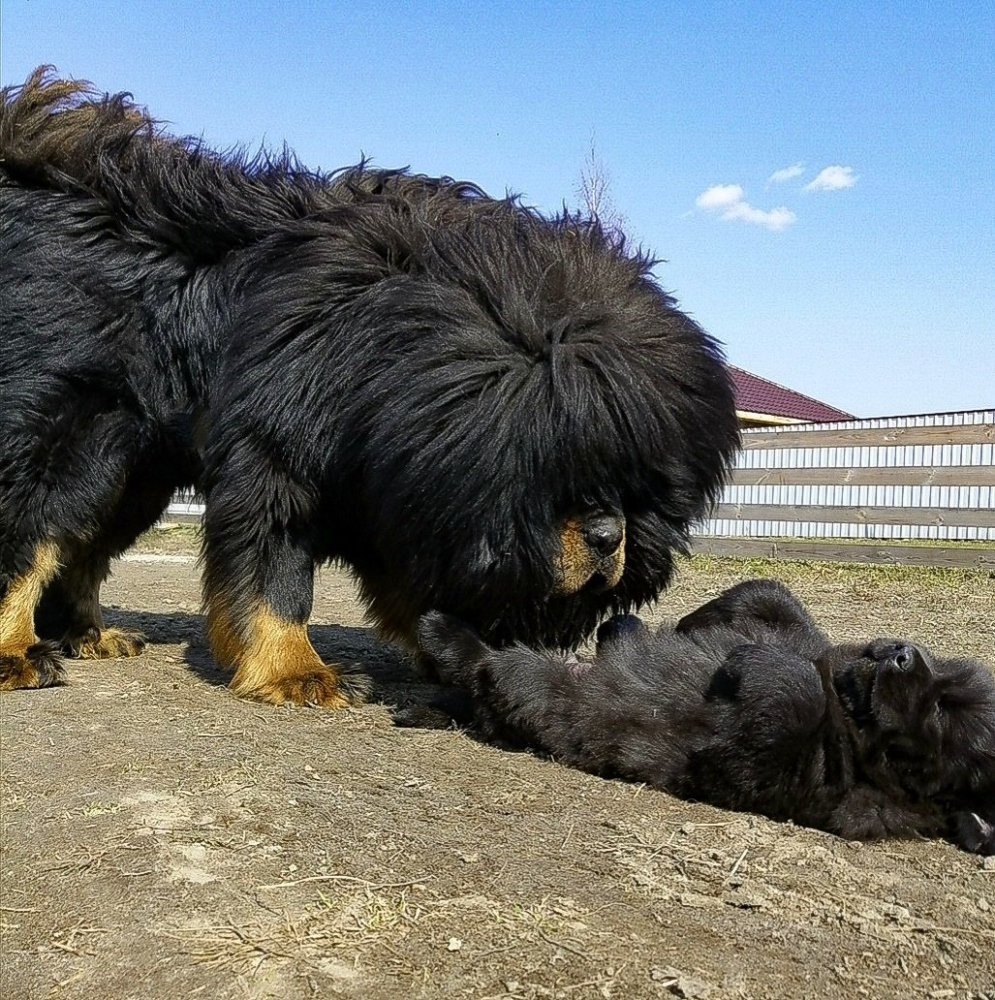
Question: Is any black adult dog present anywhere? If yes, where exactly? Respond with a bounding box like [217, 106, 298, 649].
[0, 69, 739, 705]
[408, 580, 995, 854]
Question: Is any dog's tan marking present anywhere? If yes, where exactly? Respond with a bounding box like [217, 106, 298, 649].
[604, 524, 626, 587]
[43, 556, 146, 659]
[221, 605, 358, 708]
[552, 518, 625, 596]
[1, 541, 66, 691]
[72, 627, 146, 660]
[0, 646, 65, 691]
[205, 598, 243, 671]
[0, 541, 60, 654]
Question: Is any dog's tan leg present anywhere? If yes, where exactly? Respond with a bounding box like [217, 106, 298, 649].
[0, 541, 65, 690]
[37, 554, 146, 659]
[206, 597, 366, 707]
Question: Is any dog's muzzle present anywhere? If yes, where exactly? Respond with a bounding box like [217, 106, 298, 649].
[552, 512, 626, 597]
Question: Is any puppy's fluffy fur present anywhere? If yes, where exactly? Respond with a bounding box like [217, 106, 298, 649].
[405, 580, 995, 853]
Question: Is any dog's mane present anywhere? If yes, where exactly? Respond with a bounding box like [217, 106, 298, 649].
[0, 66, 516, 262]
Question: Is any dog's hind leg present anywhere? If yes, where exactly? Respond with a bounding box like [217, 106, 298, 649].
[35, 549, 145, 660]
[1, 393, 193, 688]
[30, 435, 193, 660]
[0, 540, 65, 690]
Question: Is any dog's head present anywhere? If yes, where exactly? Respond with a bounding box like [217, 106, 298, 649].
[349, 207, 739, 650]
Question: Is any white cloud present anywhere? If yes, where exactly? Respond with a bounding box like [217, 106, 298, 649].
[767, 162, 805, 186]
[722, 201, 797, 231]
[804, 165, 858, 191]
[694, 183, 796, 231]
[695, 184, 744, 210]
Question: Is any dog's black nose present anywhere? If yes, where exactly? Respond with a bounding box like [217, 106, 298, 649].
[582, 515, 624, 557]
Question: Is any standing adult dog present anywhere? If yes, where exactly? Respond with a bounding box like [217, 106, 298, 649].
[0, 68, 739, 706]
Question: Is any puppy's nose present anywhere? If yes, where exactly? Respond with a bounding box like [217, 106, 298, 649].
[582, 515, 624, 557]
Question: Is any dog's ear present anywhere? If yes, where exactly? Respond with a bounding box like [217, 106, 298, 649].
[416, 611, 490, 682]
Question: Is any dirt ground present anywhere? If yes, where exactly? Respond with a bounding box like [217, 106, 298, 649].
[2, 528, 994, 1000]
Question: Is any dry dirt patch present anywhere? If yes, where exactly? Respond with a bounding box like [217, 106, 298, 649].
[2, 529, 993, 999]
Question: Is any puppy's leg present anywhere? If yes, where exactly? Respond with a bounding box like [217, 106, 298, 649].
[414, 612, 577, 747]
[35, 551, 145, 659]
[813, 652, 858, 787]
[392, 688, 478, 729]
[676, 579, 814, 636]
[416, 612, 492, 686]
[826, 785, 944, 842]
[0, 540, 65, 690]
[201, 467, 367, 709]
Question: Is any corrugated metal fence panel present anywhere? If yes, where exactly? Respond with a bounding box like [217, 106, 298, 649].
[698, 409, 995, 542]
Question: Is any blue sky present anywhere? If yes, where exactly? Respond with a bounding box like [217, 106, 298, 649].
[4, 1, 993, 417]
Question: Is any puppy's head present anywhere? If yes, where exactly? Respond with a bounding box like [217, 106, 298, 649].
[860, 639, 995, 797]
[595, 613, 650, 655]
[864, 639, 935, 734]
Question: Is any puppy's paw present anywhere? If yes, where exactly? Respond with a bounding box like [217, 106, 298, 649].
[393, 689, 477, 729]
[953, 811, 995, 855]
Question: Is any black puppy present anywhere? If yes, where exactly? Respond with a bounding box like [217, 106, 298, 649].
[403, 580, 995, 854]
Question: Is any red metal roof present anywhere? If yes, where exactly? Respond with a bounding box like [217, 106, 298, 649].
[729, 366, 854, 422]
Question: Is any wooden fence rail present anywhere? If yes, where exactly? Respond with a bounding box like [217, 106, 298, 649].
[697, 409, 994, 567]
[692, 538, 995, 571]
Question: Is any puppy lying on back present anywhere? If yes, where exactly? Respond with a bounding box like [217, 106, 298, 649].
[401, 580, 995, 854]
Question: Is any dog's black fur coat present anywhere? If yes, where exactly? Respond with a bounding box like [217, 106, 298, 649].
[0, 69, 738, 701]
[407, 580, 995, 853]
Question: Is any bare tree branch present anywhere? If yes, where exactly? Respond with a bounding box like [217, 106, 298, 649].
[574, 133, 628, 245]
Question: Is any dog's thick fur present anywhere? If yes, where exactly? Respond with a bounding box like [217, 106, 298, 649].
[0, 68, 739, 704]
[407, 580, 995, 853]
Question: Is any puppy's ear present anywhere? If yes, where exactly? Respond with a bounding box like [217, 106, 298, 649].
[416, 611, 490, 683]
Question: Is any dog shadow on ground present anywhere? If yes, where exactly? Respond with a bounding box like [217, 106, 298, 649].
[102, 607, 430, 707]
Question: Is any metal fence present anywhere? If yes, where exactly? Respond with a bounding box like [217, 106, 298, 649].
[694, 409, 995, 569]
